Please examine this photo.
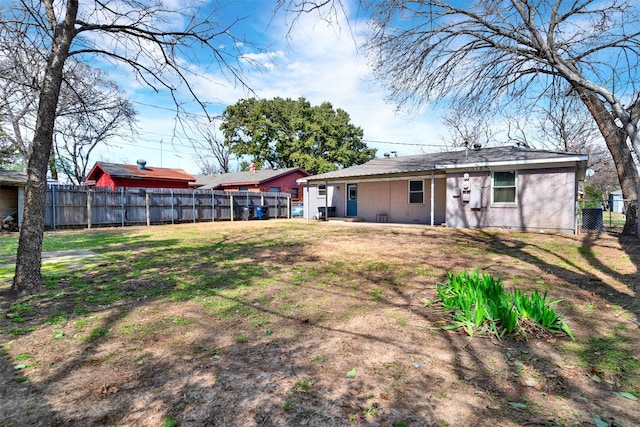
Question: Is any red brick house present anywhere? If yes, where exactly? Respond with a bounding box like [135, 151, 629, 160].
[86, 160, 196, 190]
[194, 167, 310, 202]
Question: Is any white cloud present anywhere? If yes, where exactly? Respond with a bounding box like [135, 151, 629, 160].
[94, 0, 447, 173]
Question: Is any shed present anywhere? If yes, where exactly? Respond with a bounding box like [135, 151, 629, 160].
[86, 160, 196, 190]
[608, 190, 624, 213]
[0, 170, 27, 229]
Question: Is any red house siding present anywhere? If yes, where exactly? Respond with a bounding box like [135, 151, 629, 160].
[94, 174, 192, 190]
[212, 169, 309, 202]
[94, 172, 116, 189]
[260, 170, 309, 201]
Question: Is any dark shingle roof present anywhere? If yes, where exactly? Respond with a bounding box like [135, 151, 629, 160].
[300, 146, 588, 182]
[194, 167, 308, 190]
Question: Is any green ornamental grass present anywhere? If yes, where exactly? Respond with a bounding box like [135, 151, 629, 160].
[436, 269, 574, 340]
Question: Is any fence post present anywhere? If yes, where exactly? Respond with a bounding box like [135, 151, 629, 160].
[171, 190, 175, 224]
[230, 194, 234, 222]
[211, 190, 215, 222]
[51, 185, 56, 230]
[87, 187, 92, 229]
[192, 190, 196, 223]
[146, 192, 150, 226]
[287, 194, 290, 219]
[275, 194, 279, 219]
[121, 187, 125, 227]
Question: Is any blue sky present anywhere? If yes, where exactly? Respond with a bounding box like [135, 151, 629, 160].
[91, 0, 448, 174]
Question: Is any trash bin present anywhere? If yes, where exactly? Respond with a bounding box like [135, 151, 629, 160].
[318, 207, 336, 219]
[241, 206, 251, 221]
[582, 208, 604, 231]
[254, 205, 268, 220]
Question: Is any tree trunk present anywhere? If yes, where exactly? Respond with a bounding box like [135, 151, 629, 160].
[11, 1, 78, 296]
[575, 86, 639, 234]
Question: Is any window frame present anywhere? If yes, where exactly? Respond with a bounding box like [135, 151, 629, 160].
[492, 171, 517, 204]
[408, 180, 424, 205]
[317, 184, 326, 197]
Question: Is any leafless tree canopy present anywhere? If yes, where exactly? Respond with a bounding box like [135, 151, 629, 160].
[0, 41, 135, 182]
[188, 120, 233, 175]
[280, 0, 640, 233]
[53, 63, 135, 184]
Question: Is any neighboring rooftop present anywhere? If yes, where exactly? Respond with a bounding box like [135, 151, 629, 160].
[87, 161, 195, 183]
[299, 146, 589, 182]
[194, 167, 309, 190]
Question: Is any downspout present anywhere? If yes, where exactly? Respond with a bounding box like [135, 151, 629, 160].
[324, 180, 329, 221]
[430, 170, 435, 227]
[305, 184, 310, 221]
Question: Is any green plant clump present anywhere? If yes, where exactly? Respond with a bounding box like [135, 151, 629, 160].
[436, 269, 574, 340]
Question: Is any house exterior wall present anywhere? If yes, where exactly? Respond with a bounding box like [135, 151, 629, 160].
[301, 177, 447, 224]
[213, 170, 308, 202]
[94, 172, 116, 189]
[220, 185, 261, 192]
[114, 178, 193, 189]
[261, 170, 308, 202]
[445, 167, 577, 233]
[302, 184, 344, 219]
[95, 173, 192, 190]
[356, 178, 446, 224]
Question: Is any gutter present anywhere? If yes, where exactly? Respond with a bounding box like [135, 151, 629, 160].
[434, 155, 588, 170]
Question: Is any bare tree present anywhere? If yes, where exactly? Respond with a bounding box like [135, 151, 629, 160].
[442, 105, 496, 149]
[0, 35, 135, 182]
[53, 64, 135, 184]
[1, 0, 250, 295]
[0, 118, 20, 168]
[363, 0, 640, 234]
[0, 32, 41, 170]
[189, 120, 233, 175]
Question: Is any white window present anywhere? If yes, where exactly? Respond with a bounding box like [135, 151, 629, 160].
[409, 180, 424, 204]
[493, 171, 516, 203]
[318, 184, 326, 197]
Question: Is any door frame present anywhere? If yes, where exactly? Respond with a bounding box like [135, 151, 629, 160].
[346, 183, 358, 217]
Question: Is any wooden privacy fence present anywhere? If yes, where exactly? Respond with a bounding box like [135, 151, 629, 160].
[44, 186, 292, 229]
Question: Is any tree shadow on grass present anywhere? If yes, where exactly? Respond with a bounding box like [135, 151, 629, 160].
[0, 347, 59, 425]
[1, 225, 638, 426]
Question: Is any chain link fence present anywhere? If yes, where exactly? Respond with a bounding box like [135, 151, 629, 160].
[579, 198, 636, 233]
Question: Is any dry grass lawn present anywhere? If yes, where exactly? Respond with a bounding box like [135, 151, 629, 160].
[0, 220, 639, 426]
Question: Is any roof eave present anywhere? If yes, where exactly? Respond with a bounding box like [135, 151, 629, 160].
[299, 170, 433, 184]
[434, 155, 589, 170]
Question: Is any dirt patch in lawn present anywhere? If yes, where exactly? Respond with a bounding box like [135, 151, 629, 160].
[1, 221, 639, 426]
